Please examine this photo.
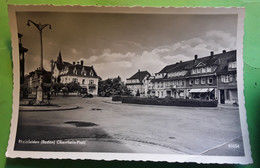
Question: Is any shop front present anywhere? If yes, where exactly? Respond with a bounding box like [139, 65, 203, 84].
[189, 88, 215, 100]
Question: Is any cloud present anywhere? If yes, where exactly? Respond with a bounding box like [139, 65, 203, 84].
[71, 48, 82, 55]
[61, 30, 236, 82]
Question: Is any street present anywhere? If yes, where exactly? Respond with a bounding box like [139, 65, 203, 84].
[15, 96, 244, 156]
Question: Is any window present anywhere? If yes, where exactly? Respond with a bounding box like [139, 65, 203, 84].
[229, 74, 233, 82]
[189, 79, 194, 85]
[221, 75, 225, 82]
[195, 78, 200, 84]
[208, 77, 213, 84]
[202, 67, 206, 73]
[90, 70, 93, 76]
[228, 61, 237, 69]
[73, 68, 77, 74]
[89, 80, 94, 84]
[161, 91, 164, 97]
[201, 78, 206, 84]
[221, 75, 231, 83]
[192, 69, 196, 74]
[159, 82, 163, 88]
[82, 79, 85, 84]
[72, 78, 78, 82]
[197, 68, 202, 74]
[207, 66, 211, 72]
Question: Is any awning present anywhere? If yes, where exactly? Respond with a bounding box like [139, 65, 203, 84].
[200, 88, 208, 93]
[189, 89, 202, 93]
[208, 88, 214, 92]
[189, 88, 215, 93]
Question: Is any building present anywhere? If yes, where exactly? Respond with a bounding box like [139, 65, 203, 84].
[18, 33, 28, 98]
[216, 51, 237, 104]
[126, 70, 150, 96]
[147, 50, 237, 104]
[51, 51, 99, 95]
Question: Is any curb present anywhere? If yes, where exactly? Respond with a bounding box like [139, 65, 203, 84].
[19, 105, 80, 112]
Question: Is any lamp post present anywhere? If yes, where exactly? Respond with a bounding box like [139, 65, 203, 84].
[27, 20, 51, 70]
[27, 20, 51, 103]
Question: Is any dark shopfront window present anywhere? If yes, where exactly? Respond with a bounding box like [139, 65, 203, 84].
[191, 91, 215, 100]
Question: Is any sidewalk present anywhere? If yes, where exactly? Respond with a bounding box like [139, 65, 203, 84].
[218, 104, 239, 110]
[20, 105, 79, 111]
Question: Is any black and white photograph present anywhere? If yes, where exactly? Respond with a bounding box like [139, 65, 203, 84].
[7, 6, 252, 164]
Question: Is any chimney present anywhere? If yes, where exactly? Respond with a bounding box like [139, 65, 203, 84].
[222, 50, 226, 53]
[194, 55, 198, 60]
[81, 60, 83, 66]
[210, 51, 214, 56]
[180, 60, 182, 63]
[73, 62, 75, 65]
[77, 62, 79, 65]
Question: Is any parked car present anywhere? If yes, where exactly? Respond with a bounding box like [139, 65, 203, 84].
[82, 93, 93, 98]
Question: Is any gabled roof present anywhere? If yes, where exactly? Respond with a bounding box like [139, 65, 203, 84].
[159, 50, 236, 74]
[215, 50, 236, 74]
[64, 64, 98, 78]
[127, 70, 150, 81]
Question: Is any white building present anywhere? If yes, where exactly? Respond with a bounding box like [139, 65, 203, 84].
[51, 51, 99, 95]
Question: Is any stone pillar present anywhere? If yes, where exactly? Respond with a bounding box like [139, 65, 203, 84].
[36, 75, 44, 103]
[36, 86, 43, 103]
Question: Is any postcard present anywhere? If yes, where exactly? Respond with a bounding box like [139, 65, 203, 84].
[6, 5, 252, 164]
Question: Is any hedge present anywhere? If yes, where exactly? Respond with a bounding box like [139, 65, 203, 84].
[121, 97, 218, 107]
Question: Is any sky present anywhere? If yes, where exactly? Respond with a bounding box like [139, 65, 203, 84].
[17, 12, 237, 81]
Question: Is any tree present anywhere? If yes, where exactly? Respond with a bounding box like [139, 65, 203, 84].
[98, 76, 130, 97]
[66, 82, 82, 92]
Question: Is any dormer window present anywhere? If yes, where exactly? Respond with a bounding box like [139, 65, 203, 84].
[228, 61, 237, 69]
[81, 67, 86, 76]
[73, 68, 77, 74]
[202, 67, 206, 73]
[192, 69, 196, 74]
[90, 70, 93, 76]
[207, 66, 211, 72]
[197, 68, 202, 73]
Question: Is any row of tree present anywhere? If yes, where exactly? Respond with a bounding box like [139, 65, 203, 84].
[50, 76, 132, 97]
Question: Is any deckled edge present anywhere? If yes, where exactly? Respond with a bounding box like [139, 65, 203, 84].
[5, 4, 253, 165]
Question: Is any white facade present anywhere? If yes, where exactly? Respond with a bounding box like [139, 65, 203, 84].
[60, 75, 98, 95]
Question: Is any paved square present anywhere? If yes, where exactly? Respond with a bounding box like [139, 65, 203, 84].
[15, 96, 244, 156]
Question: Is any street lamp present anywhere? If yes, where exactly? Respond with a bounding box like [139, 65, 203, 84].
[27, 20, 51, 103]
[27, 20, 51, 70]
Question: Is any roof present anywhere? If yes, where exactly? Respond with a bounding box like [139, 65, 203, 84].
[150, 50, 236, 82]
[215, 50, 236, 74]
[159, 50, 236, 74]
[61, 64, 98, 78]
[127, 70, 150, 81]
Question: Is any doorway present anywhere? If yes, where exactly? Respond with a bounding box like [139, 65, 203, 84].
[220, 90, 225, 104]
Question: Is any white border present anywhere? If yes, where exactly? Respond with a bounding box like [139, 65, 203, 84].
[6, 5, 252, 164]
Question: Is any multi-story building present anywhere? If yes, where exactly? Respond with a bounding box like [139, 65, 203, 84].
[145, 50, 237, 104]
[51, 51, 99, 95]
[216, 51, 237, 104]
[126, 70, 150, 96]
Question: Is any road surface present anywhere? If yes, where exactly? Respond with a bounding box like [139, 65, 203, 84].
[15, 96, 244, 156]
